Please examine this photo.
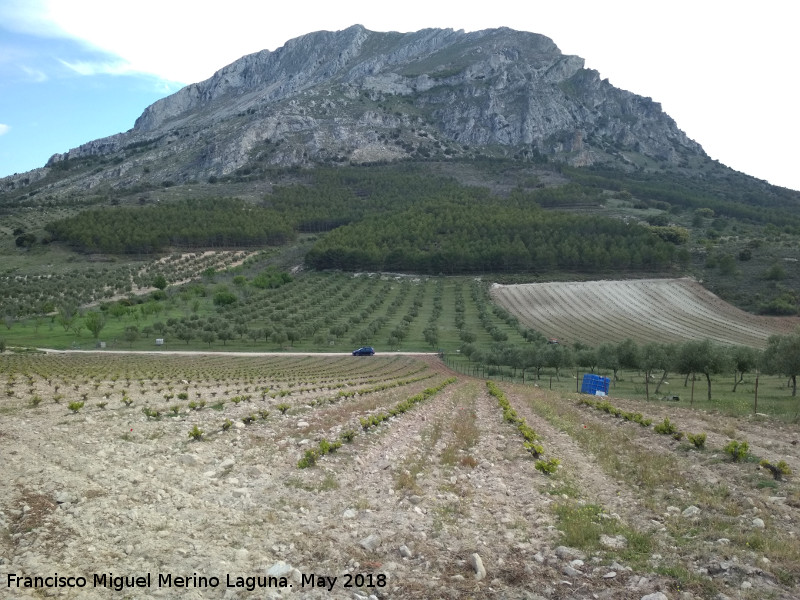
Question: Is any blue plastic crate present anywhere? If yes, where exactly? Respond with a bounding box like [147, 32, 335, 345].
[581, 374, 610, 395]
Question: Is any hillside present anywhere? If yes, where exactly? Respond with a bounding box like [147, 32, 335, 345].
[3, 24, 800, 600]
[491, 278, 799, 348]
[1, 25, 703, 197]
[1, 25, 799, 335]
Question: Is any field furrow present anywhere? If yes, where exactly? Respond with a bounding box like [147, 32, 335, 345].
[3, 355, 799, 599]
[492, 278, 798, 347]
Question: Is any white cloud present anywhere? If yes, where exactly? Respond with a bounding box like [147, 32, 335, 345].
[57, 58, 133, 77]
[0, 0, 62, 37]
[19, 65, 48, 82]
[0, 124, 10, 136]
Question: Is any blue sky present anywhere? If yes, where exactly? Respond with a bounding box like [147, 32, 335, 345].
[1, 1, 799, 191]
[0, 28, 178, 175]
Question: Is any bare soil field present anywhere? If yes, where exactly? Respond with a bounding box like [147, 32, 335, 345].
[1, 353, 799, 599]
[491, 278, 799, 348]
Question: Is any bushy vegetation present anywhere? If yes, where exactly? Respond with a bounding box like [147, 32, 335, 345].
[306, 197, 679, 274]
[46, 198, 294, 253]
[724, 440, 749, 462]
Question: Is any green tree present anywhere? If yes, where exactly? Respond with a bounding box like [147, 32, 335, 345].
[718, 254, 737, 276]
[764, 262, 786, 281]
[731, 346, 759, 392]
[544, 344, 572, 380]
[286, 329, 301, 347]
[84, 310, 106, 340]
[640, 343, 669, 400]
[575, 346, 599, 373]
[616, 338, 640, 371]
[423, 326, 439, 349]
[176, 327, 195, 345]
[153, 274, 168, 290]
[123, 325, 139, 347]
[109, 302, 129, 320]
[213, 287, 237, 307]
[217, 327, 233, 346]
[57, 303, 76, 332]
[763, 331, 800, 397]
[271, 329, 288, 349]
[597, 342, 621, 381]
[676, 339, 730, 401]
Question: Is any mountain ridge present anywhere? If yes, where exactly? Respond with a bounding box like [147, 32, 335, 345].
[1, 24, 707, 195]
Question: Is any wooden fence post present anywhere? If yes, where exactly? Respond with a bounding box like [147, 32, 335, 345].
[754, 371, 759, 414]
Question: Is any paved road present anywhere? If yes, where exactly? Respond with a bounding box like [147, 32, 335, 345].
[33, 348, 439, 357]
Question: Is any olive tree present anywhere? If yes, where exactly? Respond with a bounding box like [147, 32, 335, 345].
[640, 343, 670, 400]
[84, 310, 106, 340]
[763, 331, 800, 397]
[675, 339, 730, 402]
[730, 345, 760, 392]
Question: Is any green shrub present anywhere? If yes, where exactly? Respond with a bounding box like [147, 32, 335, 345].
[340, 429, 356, 443]
[188, 424, 204, 440]
[535, 458, 560, 475]
[687, 432, 706, 449]
[524, 441, 544, 458]
[760, 459, 792, 480]
[654, 417, 678, 435]
[298, 448, 319, 469]
[142, 406, 160, 419]
[222, 419, 232, 431]
[276, 403, 291, 414]
[68, 401, 84, 413]
[319, 439, 331, 455]
[724, 440, 749, 462]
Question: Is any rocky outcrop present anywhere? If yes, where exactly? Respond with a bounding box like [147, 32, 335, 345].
[2, 25, 706, 192]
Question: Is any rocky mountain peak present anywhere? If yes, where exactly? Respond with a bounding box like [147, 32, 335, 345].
[4, 25, 705, 194]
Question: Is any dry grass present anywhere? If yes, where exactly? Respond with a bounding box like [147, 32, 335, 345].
[10, 487, 57, 534]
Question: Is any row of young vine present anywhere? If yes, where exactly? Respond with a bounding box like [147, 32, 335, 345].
[298, 377, 458, 469]
[486, 381, 559, 474]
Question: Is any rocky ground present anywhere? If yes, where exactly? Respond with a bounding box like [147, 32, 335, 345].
[1, 354, 798, 599]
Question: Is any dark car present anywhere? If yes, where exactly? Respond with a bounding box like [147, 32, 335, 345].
[352, 346, 375, 356]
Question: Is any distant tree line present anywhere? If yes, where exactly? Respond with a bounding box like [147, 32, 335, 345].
[461, 330, 800, 401]
[46, 198, 295, 253]
[305, 199, 680, 274]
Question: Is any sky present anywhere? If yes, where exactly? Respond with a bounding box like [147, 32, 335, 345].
[1, 1, 798, 191]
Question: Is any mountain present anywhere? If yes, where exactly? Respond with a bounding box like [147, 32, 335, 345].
[1, 25, 706, 195]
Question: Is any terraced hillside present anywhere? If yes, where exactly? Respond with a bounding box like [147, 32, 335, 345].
[491, 278, 800, 348]
[1, 353, 799, 599]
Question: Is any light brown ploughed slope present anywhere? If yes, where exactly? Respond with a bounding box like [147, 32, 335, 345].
[491, 278, 799, 348]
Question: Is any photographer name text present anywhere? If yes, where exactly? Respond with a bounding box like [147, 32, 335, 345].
[7, 571, 387, 592]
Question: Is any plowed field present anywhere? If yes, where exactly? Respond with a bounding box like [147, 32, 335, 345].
[491, 278, 799, 348]
[1, 353, 799, 599]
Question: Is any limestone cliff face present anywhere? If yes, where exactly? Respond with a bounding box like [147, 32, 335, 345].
[7, 24, 704, 191]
